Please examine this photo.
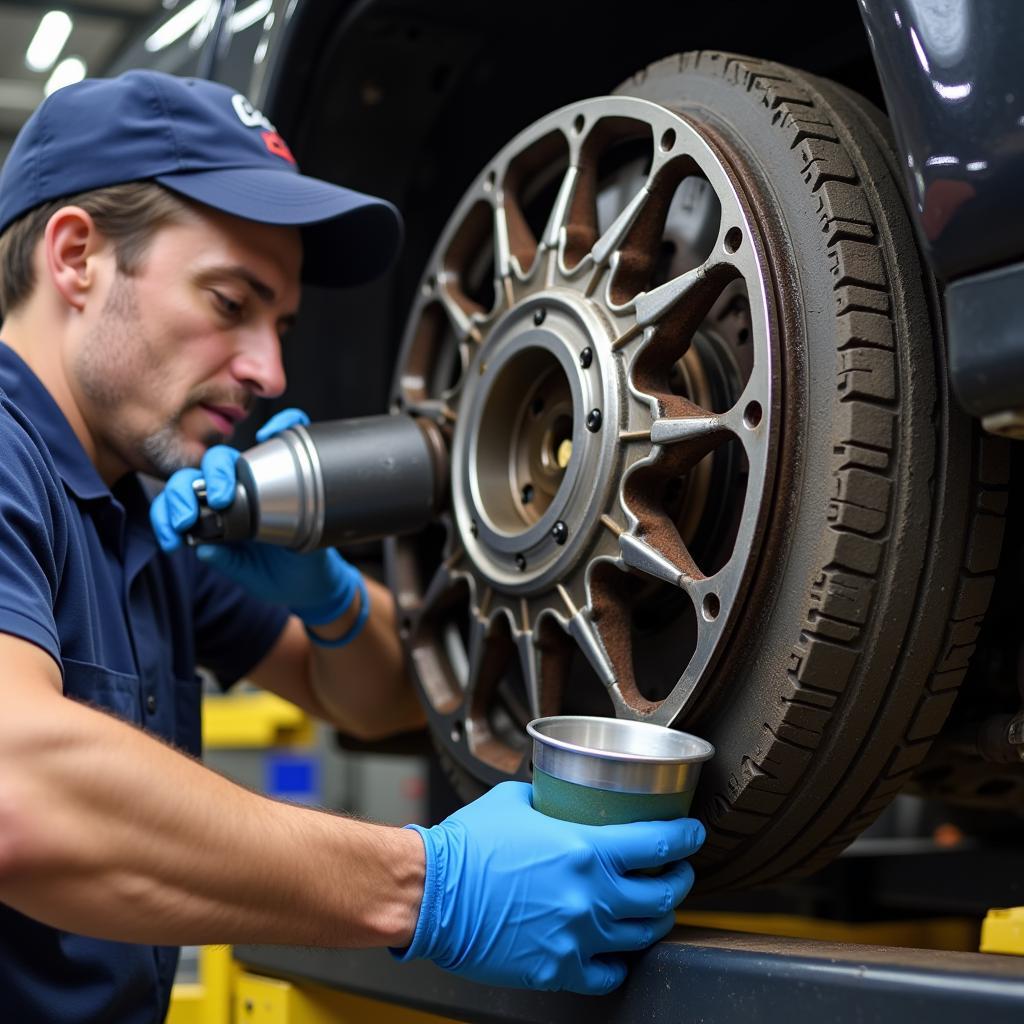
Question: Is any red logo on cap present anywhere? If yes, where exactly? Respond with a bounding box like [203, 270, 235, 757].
[261, 130, 296, 165]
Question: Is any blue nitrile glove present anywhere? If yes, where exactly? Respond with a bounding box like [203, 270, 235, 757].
[395, 781, 704, 995]
[149, 408, 365, 632]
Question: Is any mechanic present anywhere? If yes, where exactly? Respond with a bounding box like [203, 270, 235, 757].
[0, 70, 704, 1022]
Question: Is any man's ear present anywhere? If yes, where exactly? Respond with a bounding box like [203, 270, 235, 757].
[42, 206, 106, 312]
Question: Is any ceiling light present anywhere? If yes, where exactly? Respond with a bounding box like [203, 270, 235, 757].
[144, 0, 214, 52]
[44, 56, 87, 96]
[229, 0, 273, 34]
[26, 10, 73, 72]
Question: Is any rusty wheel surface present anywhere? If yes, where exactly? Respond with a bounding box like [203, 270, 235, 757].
[386, 52, 1007, 888]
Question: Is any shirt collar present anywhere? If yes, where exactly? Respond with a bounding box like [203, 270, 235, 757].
[0, 341, 113, 503]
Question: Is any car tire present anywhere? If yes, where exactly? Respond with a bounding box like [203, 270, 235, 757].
[420, 51, 1009, 889]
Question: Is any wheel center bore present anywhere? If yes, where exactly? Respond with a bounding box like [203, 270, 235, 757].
[451, 291, 619, 592]
[476, 347, 572, 530]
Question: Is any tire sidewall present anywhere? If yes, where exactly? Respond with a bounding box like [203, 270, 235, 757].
[617, 55, 943, 881]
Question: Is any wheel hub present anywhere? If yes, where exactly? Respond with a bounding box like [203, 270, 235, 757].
[452, 291, 620, 592]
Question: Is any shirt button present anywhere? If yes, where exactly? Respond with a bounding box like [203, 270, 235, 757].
[146, 694, 157, 714]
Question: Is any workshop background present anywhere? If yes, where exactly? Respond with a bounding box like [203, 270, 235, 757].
[2, 2, 1023, 1022]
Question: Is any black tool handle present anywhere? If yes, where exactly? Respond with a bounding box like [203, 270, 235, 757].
[185, 478, 256, 545]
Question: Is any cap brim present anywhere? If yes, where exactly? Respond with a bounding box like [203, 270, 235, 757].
[155, 167, 403, 288]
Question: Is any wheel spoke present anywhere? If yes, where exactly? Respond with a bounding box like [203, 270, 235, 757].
[618, 531, 703, 587]
[403, 397, 457, 425]
[567, 612, 619, 693]
[591, 184, 649, 269]
[494, 200, 512, 280]
[437, 277, 483, 344]
[554, 584, 617, 691]
[418, 553, 462, 619]
[542, 164, 579, 250]
[650, 403, 734, 463]
[463, 613, 488, 704]
[635, 258, 729, 328]
[651, 414, 723, 443]
[514, 631, 543, 720]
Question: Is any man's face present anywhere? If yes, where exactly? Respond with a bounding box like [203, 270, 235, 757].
[70, 205, 302, 479]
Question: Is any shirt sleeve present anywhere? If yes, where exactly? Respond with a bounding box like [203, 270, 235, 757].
[191, 559, 290, 690]
[0, 406, 65, 667]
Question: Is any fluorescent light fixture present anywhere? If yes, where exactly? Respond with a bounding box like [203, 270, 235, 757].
[189, 0, 219, 50]
[26, 10, 73, 72]
[144, 0, 214, 52]
[229, 0, 273, 34]
[253, 12, 275, 63]
[44, 56, 86, 96]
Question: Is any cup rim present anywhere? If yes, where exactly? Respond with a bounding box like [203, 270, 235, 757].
[527, 714, 715, 766]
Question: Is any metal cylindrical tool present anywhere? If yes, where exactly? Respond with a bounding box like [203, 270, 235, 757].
[186, 414, 448, 551]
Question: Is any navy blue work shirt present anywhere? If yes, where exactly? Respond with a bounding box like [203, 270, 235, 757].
[0, 342, 290, 1023]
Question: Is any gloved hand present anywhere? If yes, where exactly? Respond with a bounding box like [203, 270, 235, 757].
[150, 408, 365, 631]
[396, 781, 704, 995]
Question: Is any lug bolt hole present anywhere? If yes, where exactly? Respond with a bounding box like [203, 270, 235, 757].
[724, 227, 743, 254]
[470, 520, 478, 537]
[743, 401, 763, 429]
[551, 520, 568, 545]
[586, 408, 602, 432]
[573, 114, 585, 134]
[702, 593, 721, 621]
[533, 307, 546, 325]
[485, 170, 496, 189]
[520, 483, 534, 505]
[515, 553, 527, 571]
[659, 128, 676, 152]
[450, 721, 465, 743]
[579, 346, 593, 369]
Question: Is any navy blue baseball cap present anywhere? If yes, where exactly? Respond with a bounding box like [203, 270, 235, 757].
[0, 70, 402, 287]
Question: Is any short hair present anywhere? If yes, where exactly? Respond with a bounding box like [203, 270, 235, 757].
[0, 181, 193, 317]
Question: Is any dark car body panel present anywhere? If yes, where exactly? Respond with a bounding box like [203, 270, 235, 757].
[860, 0, 1024, 283]
[860, 0, 1024, 420]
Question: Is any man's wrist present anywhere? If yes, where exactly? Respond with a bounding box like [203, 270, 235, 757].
[305, 574, 370, 649]
[306, 582, 363, 643]
[376, 825, 426, 948]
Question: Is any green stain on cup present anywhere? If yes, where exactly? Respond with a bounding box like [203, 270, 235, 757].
[532, 767, 695, 825]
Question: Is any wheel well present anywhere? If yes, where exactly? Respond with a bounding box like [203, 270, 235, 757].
[249, 1, 880, 430]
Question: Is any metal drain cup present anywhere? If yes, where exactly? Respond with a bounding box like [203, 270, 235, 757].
[527, 716, 714, 826]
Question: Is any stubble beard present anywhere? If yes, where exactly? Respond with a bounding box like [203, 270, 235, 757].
[75, 273, 235, 480]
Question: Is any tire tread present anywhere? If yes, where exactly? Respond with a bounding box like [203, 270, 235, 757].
[630, 51, 1008, 886]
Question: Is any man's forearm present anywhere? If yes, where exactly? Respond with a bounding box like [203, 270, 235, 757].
[0, 652, 424, 947]
[306, 575, 426, 740]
